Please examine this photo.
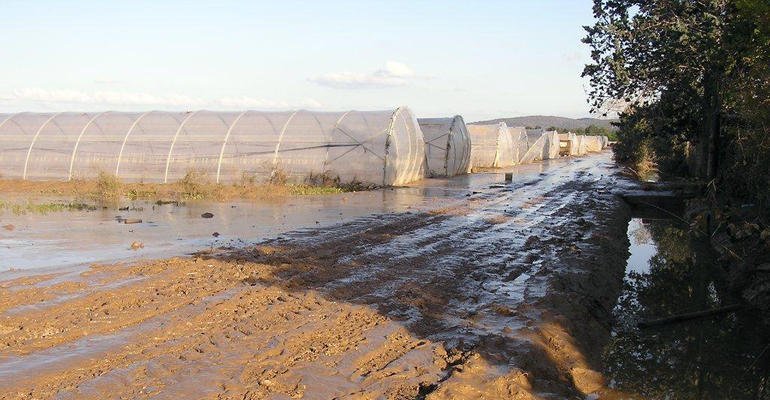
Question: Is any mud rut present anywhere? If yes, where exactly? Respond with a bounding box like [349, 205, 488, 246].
[0, 153, 632, 399]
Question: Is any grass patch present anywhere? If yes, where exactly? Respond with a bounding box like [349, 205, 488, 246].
[0, 170, 376, 207]
[288, 184, 344, 195]
[0, 199, 97, 215]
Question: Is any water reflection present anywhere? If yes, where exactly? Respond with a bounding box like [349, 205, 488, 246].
[604, 219, 770, 399]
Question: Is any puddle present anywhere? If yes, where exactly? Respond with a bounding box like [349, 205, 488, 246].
[624, 218, 658, 275]
[604, 217, 770, 398]
[0, 160, 556, 276]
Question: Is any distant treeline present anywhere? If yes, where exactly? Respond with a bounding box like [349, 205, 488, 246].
[525, 124, 617, 141]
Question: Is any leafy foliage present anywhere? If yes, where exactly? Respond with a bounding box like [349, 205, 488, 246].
[583, 0, 770, 210]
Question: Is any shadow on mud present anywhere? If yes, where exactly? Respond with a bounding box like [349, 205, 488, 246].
[199, 178, 632, 398]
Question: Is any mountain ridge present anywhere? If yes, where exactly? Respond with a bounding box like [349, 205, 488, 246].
[471, 115, 618, 131]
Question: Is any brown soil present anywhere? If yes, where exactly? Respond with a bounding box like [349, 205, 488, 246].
[0, 154, 638, 399]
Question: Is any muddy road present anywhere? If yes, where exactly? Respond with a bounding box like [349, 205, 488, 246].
[0, 152, 636, 399]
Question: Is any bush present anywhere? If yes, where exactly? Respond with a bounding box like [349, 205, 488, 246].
[177, 170, 210, 200]
[95, 172, 123, 204]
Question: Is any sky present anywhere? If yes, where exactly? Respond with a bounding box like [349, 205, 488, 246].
[0, 0, 598, 122]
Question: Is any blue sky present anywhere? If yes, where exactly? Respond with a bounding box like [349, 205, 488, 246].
[0, 0, 597, 121]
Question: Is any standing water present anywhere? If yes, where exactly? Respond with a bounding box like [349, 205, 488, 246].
[603, 218, 770, 399]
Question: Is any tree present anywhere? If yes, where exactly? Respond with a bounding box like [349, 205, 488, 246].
[584, 0, 770, 208]
[582, 0, 732, 179]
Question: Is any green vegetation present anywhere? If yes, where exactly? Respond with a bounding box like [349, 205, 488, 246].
[95, 171, 123, 205]
[177, 171, 210, 200]
[585, 4, 770, 388]
[0, 169, 374, 213]
[287, 185, 344, 195]
[547, 124, 618, 141]
[0, 199, 97, 215]
[583, 0, 770, 212]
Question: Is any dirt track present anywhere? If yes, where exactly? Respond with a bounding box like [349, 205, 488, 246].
[0, 153, 636, 399]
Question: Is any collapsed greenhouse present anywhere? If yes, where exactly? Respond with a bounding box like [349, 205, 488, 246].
[0, 108, 426, 186]
[584, 135, 605, 153]
[508, 126, 530, 164]
[467, 122, 517, 169]
[417, 116, 471, 177]
[519, 130, 560, 164]
[559, 132, 585, 156]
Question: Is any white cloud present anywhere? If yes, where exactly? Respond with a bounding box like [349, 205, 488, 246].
[309, 61, 424, 89]
[215, 96, 322, 110]
[0, 88, 322, 111]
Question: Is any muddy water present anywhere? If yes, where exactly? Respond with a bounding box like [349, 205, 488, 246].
[0, 161, 551, 275]
[0, 153, 631, 399]
[605, 218, 770, 399]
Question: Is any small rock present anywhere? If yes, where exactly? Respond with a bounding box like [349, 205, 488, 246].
[201, 212, 214, 219]
[130, 241, 144, 250]
[2, 224, 14, 231]
[212, 232, 220, 237]
[243, 275, 259, 286]
[118, 206, 129, 211]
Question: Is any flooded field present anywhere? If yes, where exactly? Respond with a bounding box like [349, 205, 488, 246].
[2, 151, 765, 399]
[0, 162, 553, 275]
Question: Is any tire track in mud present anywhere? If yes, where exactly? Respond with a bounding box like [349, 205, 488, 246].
[0, 154, 631, 399]
[212, 156, 621, 398]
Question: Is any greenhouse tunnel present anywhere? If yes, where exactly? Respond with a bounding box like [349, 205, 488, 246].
[417, 116, 471, 177]
[0, 107, 426, 186]
[467, 122, 516, 169]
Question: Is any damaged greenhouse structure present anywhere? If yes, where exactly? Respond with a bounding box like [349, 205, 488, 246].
[519, 130, 561, 164]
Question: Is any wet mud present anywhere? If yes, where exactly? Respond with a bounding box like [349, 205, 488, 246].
[0, 153, 638, 399]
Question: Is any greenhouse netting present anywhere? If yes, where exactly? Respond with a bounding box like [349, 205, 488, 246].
[418, 116, 471, 177]
[467, 123, 516, 169]
[0, 108, 426, 186]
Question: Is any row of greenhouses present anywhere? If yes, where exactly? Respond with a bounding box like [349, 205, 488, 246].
[0, 107, 609, 185]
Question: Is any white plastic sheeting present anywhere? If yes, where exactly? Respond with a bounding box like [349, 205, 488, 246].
[520, 130, 560, 164]
[468, 122, 516, 169]
[577, 135, 588, 155]
[0, 108, 426, 186]
[584, 135, 604, 153]
[508, 126, 530, 164]
[557, 133, 610, 156]
[418, 116, 471, 177]
[558, 133, 578, 156]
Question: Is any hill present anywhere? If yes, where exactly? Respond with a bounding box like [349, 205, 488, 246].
[471, 115, 618, 131]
